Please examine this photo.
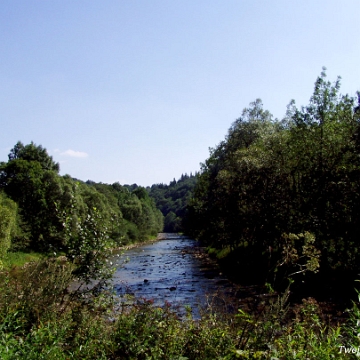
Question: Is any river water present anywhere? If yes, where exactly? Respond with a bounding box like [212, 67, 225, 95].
[110, 234, 257, 317]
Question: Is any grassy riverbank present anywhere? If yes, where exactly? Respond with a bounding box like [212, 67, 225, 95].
[110, 234, 161, 253]
[1, 242, 360, 359]
[1, 258, 359, 359]
[1, 251, 43, 269]
[1, 233, 160, 271]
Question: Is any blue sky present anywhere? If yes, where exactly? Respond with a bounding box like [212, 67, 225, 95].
[1, 1, 359, 186]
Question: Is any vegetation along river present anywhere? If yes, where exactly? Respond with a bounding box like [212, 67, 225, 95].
[111, 233, 261, 317]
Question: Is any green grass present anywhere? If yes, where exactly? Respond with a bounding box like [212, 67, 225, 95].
[2, 251, 43, 269]
[207, 246, 231, 259]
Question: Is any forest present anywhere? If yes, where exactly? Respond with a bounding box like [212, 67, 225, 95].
[1, 70, 360, 358]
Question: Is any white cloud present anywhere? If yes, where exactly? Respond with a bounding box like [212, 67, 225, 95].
[60, 149, 88, 158]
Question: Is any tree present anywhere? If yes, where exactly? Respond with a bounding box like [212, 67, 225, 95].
[8, 141, 59, 172]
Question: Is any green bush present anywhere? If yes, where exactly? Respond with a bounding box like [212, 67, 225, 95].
[0, 193, 17, 269]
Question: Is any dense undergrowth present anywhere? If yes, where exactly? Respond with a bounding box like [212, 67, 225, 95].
[0, 258, 360, 359]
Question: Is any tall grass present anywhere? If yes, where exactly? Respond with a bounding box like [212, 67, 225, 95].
[2, 251, 43, 269]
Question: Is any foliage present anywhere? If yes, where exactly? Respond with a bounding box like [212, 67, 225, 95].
[1, 70, 360, 358]
[149, 173, 197, 232]
[0, 141, 163, 301]
[62, 204, 113, 284]
[277, 232, 321, 279]
[0, 193, 17, 269]
[0, 143, 163, 256]
[185, 69, 360, 292]
[7, 141, 60, 172]
[0, 262, 350, 359]
[1, 251, 43, 269]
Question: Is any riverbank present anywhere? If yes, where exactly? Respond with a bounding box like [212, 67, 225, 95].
[1, 234, 162, 272]
[110, 235, 160, 253]
[1, 251, 44, 270]
[1, 233, 358, 358]
[0, 254, 355, 359]
[110, 232, 189, 252]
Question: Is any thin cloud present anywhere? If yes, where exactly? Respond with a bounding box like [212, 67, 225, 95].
[60, 149, 88, 158]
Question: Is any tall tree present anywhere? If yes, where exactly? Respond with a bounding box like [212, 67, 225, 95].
[8, 141, 59, 172]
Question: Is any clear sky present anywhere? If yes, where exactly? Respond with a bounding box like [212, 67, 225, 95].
[1, 1, 359, 186]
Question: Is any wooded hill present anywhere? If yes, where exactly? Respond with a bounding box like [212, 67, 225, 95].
[148, 173, 197, 232]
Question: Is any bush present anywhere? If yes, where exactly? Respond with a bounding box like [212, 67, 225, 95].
[0, 193, 17, 269]
[0, 255, 354, 359]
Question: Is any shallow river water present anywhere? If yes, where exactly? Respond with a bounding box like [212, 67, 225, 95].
[110, 234, 255, 316]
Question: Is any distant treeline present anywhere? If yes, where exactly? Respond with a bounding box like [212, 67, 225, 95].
[185, 69, 360, 293]
[148, 173, 197, 232]
[0, 142, 163, 259]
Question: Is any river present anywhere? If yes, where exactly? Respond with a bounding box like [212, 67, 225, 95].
[110, 233, 260, 317]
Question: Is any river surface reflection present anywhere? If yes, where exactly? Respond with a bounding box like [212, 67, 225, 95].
[111, 234, 246, 316]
